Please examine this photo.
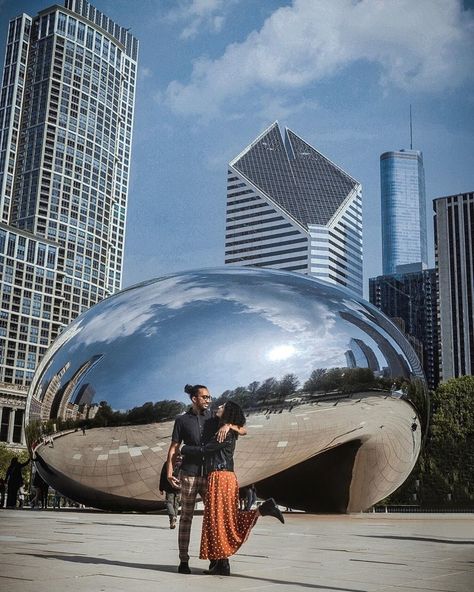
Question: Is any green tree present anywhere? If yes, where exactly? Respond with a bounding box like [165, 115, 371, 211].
[153, 400, 186, 421]
[229, 386, 251, 408]
[247, 381, 260, 399]
[92, 401, 124, 427]
[421, 376, 474, 505]
[318, 367, 344, 392]
[256, 377, 278, 402]
[277, 374, 299, 400]
[128, 401, 154, 424]
[0, 444, 30, 485]
[303, 369, 327, 393]
[384, 376, 474, 507]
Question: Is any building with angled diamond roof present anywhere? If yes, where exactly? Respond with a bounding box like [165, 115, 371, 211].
[225, 122, 363, 295]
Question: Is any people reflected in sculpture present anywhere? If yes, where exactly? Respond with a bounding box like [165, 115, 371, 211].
[181, 400, 284, 576]
[166, 384, 247, 575]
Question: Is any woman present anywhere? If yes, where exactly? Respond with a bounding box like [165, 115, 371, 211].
[181, 400, 284, 576]
[5, 457, 30, 509]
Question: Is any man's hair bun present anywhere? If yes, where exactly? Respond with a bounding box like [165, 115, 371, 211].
[184, 383, 208, 399]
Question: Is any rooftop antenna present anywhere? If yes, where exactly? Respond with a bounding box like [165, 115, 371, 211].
[409, 104, 413, 150]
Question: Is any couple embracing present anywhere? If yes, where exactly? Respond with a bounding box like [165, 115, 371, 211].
[166, 383, 284, 576]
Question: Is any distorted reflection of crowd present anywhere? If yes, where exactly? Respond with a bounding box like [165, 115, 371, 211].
[0, 457, 78, 510]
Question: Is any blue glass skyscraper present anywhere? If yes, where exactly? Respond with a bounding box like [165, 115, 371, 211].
[380, 150, 427, 275]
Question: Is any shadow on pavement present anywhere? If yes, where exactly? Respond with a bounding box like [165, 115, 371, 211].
[18, 553, 367, 590]
[18, 553, 177, 574]
[360, 535, 474, 545]
[83, 521, 170, 530]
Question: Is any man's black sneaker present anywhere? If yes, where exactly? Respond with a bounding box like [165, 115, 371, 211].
[178, 561, 191, 574]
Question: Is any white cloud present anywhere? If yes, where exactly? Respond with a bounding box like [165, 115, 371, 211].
[165, 0, 474, 118]
[166, 0, 229, 40]
[256, 95, 319, 123]
[139, 66, 152, 80]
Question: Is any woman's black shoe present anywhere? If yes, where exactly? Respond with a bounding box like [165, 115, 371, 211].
[258, 498, 285, 524]
[203, 559, 218, 574]
[218, 559, 230, 576]
[207, 559, 230, 576]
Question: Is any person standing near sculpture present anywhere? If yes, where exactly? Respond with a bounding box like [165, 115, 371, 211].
[166, 384, 246, 574]
[245, 483, 257, 511]
[0, 476, 5, 508]
[31, 468, 46, 509]
[159, 457, 181, 529]
[181, 401, 284, 576]
[5, 457, 30, 508]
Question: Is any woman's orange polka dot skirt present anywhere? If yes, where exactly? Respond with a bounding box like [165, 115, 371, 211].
[200, 470, 258, 560]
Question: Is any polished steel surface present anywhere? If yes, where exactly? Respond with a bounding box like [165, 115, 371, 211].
[25, 267, 428, 512]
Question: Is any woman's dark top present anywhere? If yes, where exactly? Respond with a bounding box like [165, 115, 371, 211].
[6, 460, 29, 487]
[181, 429, 237, 474]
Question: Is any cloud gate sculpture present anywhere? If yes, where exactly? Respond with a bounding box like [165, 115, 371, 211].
[25, 268, 428, 513]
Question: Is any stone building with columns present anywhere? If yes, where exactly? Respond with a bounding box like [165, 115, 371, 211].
[0, 383, 28, 448]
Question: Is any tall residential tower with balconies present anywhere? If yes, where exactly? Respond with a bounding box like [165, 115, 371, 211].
[0, 0, 138, 447]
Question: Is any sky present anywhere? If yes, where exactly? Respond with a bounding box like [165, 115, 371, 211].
[1, 0, 473, 297]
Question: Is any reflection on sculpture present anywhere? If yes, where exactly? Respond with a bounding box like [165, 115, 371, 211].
[25, 267, 428, 512]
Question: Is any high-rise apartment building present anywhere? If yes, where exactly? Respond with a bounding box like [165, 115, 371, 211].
[225, 122, 363, 295]
[381, 150, 427, 275]
[434, 192, 474, 380]
[369, 266, 439, 390]
[0, 0, 138, 447]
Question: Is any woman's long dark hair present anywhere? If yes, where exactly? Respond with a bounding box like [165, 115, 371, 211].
[220, 400, 246, 428]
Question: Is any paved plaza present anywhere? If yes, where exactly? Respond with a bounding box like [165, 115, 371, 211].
[0, 510, 472, 592]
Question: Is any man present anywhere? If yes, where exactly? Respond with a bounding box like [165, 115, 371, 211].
[30, 468, 46, 509]
[167, 384, 246, 574]
[245, 483, 257, 511]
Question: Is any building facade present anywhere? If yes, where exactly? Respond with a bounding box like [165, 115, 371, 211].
[381, 150, 427, 275]
[434, 192, 474, 380]
[369, 266, 439, 390]
[0, 0, 137, 447]
[225, 122, 363, 295]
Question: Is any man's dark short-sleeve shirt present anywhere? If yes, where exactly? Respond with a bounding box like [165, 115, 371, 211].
[171, 409, 215, 476]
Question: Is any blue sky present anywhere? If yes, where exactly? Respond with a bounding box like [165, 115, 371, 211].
[1, 0, 473, 296]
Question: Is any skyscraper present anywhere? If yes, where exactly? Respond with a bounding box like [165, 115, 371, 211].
[381, 150, 427, 275]
[0, 0, 138, 447]
[369, 266, 439, 390]
[434, 191, 474, 380]
[225, 122, 363, 295]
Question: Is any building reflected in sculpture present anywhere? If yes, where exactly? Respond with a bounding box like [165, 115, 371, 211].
[25, 268, 428, 512]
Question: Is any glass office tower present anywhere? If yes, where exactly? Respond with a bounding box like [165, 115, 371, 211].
[381, 150, 427, 275]
[369, 267, 439, 390]
[0, 0, 138, 446]
[226, 122, 363, 296]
